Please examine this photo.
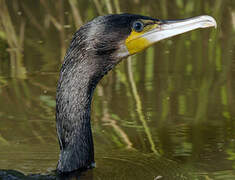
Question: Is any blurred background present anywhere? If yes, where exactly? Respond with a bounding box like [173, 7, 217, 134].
[0, 0, 234, 179]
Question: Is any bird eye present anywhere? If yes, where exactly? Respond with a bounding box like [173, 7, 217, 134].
[132, 21, 144, 32]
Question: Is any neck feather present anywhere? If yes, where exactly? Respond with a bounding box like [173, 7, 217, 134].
[56, 55, 100, 172]
[55, 25, 119, 172]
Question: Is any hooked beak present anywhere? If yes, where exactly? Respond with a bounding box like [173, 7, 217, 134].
[125, 15, 217, 55]
[144, 15, 217, 43]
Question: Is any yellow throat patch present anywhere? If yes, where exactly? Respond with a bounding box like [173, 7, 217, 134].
[125, 23, 158, 55]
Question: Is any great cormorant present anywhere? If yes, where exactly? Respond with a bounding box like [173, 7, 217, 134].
[56, 13, 216, 173]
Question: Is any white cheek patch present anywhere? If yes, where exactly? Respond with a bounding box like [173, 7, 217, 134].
[115, 42, 130, 59]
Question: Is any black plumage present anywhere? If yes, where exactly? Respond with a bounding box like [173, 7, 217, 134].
[56, 14, 159, 173]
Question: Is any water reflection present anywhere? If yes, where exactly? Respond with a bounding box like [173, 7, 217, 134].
[0, 0, 235, 179]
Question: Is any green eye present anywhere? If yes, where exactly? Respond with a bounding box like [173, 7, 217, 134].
[132, 20, 144, 32]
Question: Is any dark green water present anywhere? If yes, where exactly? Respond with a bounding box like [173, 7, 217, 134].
[0, 0, 235, 179]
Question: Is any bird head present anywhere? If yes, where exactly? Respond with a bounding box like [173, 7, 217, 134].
[84, 14, 216, 60]
[67, 14, 216, 78]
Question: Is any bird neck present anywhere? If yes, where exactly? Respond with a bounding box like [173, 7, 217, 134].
[55, 26, 119, 172]
[56, 56, 104, 172]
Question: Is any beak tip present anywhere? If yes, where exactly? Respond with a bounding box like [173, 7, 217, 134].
[199, 15, 217, 29]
